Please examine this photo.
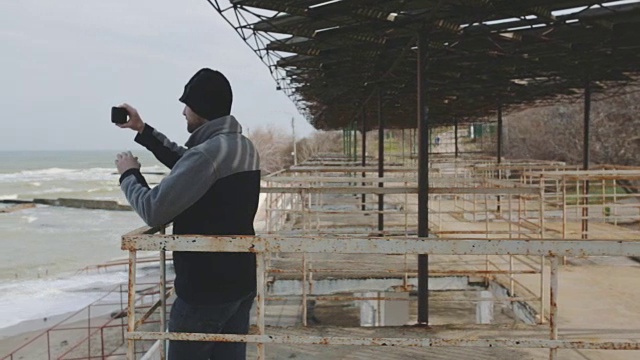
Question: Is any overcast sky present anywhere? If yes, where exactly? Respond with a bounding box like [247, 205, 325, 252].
[0, 0, 314, 151]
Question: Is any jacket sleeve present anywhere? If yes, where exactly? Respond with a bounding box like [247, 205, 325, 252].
[135, 124, 186, 169]
[119, 148, 218, 227]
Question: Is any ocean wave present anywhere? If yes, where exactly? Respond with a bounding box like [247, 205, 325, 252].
[0, 168, 111, 183]
[22, 216, 38, 223]
[87, 186, 118, 193]
[30, 187, 76, 195]
[0, 271, 131, 330]
[0, 166, 166, 183]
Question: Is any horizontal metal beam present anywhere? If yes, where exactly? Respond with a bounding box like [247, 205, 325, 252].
[260, 186, 540, 195]
[288, 166, 415, 173]
[122, 235, 640, 257]
[127, 332, 640, 350]
[265, 176, 523, 186]
[264, 176, 419, 183]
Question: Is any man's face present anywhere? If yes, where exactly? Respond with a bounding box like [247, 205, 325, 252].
[183, 106, 207, 133]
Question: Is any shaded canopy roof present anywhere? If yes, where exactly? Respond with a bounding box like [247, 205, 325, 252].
[210, 0, 640, 130]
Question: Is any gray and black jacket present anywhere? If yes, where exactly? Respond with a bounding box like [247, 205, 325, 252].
[120, 115, 260, 305]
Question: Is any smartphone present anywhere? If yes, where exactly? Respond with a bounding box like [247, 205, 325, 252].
[111, 107, 129, 124]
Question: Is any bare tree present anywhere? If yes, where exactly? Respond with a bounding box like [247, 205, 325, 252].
[503, 86, 640, 166]
[249, 126, 342, 174]
[248, 125, 291, 174]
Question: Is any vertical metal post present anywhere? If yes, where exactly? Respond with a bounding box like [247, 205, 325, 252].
[540, 176, 547, 324]
[256, 253, 266, 359]
[342, 130, 346, 156]
[101, 327, 105, 360]
[127, 250, 137, 360]
[347, 129, 351, 157]
[302, 254, 308, 327]
[159, 226, 167, 360]
[583, 79, 591, 171]
[401, 128, 406, 164]
[120, 284, 125, 343]
[613, 179, 618, 226]
[353, 121, 358, 162]
[454, 118, 459, 158]
[378, 89, 385, 233]
[582, 78, 591, 239]
[417, 31, 430, 325]
[408, 128, 414, 159]
[347, 128, 351, 159]
[497, 104, 503, 165]
[47, 331, 51, 360]
[497, 104, 503, 213]
[362, 109, 367, 211]
[292, 117, 298, 166]
[508, 193, 514, 296]
[88, 304, 91, 358]
[549, 256, 559, 360]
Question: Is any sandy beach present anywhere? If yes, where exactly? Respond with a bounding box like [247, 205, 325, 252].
[0, 303, 164, 360]
[0, 297, 130, 359]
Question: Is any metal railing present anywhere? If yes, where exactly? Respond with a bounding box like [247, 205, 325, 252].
[121, 229, 640, 360]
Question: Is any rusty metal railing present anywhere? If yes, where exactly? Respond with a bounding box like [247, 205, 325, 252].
[121, 229, 640, 360]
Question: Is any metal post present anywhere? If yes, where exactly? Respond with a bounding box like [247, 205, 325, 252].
[582, 79, 591, 239]
[497, 104, 503, 213]
[497, 104, 503, 165]
[292, 117, 298, 166]
[256, 253, 266, 359]
[342, 130, 346, 156]
[417, 31, 430, 325]
[362, 109, 367, 211]
[378, 89, 385, 233]
[127, 250, 137, 360]
[454, 118, 459, 158]
[347, 128, 351, 159]
[549, 256, 559, 360]
[302, 254, 308, 327]
[540, 176, 547, 324]
[47, 331, 51, 360]
[160, 227, 167, 359]
[401, 128, 406, 164]
[583, 79, 591, 172]
[353, 121, 358, 162]
[101, 327, 105, 359]
[347, 128, 351, 158]
[408, 128, 414, 159]
[120, 284, 125, 343]
[88, 304, 91, 358]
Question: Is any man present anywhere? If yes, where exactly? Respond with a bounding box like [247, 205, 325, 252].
[114, 68, 261, 360]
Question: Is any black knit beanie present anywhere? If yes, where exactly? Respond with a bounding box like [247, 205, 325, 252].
[179, 68, 233, 120]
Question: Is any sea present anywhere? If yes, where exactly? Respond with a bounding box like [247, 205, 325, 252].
[0, 150, 169, 337]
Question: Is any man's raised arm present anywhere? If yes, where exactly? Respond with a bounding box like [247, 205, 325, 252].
[116, 103, 185, 169]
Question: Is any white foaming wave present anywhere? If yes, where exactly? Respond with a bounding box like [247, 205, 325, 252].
[0, 166, 166, 184]
[30, 187, 75, 195]
[87, 186, 118, 193]
[22, 216, 38, 223]
[0, 271, 130, 330]
[0, 168, 71, 182]
[22, 168, 70, 175]
[0, 194, 18, 200]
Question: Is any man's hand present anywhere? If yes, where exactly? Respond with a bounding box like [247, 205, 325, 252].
[116, 103, 145, 133]
[115, 151, 141, 174]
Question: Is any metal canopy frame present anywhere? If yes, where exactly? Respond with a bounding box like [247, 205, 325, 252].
[209, 0, 640, 130]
